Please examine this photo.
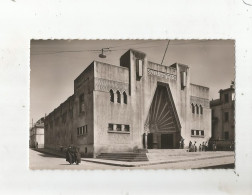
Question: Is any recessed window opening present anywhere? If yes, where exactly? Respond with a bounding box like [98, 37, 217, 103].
[191, 103, 195, 114]
[200, 105, 203, 114]
[116, 91, 121, 103]
[123, 91, 127, 104]
[195, 104, 199, 114]
[109, 90, 114, 102]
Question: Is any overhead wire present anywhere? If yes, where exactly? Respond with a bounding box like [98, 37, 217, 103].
[30, 40, 224, 56]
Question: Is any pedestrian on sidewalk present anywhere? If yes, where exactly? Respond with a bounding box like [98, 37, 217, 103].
[66, 146, 73, 164]
[199, 144, 202, 152]
[202, 142, 205, 151]
[194, 141, 197, 152]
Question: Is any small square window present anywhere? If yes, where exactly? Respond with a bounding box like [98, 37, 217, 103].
[108, 124, 113, 131]
[116, 124, 122, 131]
[124, 125, 130, 131]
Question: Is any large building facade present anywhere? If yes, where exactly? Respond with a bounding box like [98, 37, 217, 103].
[44, 49, 211, 157]
[210, 84, 235, 141]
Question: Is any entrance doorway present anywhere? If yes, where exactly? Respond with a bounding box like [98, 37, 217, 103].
[147, 133, 153, 149]
[144, 84, 181, 149]
[161, 134, 173, 149]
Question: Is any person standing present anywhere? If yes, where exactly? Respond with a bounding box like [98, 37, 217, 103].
[202, 142, 205, 151]
[199, 144, 202, 152]
[66, 146, 73, 164]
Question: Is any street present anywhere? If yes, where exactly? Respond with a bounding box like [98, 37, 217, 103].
[29, 149, 234, 170]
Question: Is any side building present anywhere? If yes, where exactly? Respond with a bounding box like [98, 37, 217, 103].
[210, 84, 235, 141]
[44, 49, 211, 157]
[30, 117, 45, 148]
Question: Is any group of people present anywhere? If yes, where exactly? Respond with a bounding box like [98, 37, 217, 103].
[65, 146, 81, 165]
[188, 141, 208, 152]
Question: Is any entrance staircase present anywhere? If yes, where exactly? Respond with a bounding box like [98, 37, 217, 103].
[96, 152, 149, 162]
[146, 149, 191, 161]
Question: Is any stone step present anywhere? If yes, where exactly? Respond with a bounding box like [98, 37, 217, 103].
[99, 153, 147, 157]
[96, 152, 149, 162]
[147, 149, 188, 153]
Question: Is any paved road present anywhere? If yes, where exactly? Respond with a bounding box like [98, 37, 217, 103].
[29, 149, 234, 170]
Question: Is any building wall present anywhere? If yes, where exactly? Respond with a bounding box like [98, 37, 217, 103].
[189, 84, 211, 146]
[30, 126, 44, 148]
[44, 62, 95, 156]
[211, 87, 235, 141]
[44, 49, 212, 157]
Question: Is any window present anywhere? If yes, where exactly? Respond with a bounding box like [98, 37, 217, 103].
[191, 129, 204, 137]
[123, 91, 127, 104]
[136, 59, 143, 78]
[116, 91, 121, 103]
[200, 105, 203, 114]
[85, 147, 87, 153]
[79, 93, 84, 113]
[109, 90, 114, 102]
[108, 123, 130, 133]
[191, 103, 195, 114]
[77, 125, 88, 136]
[225, 112, 229, 122]
[191, 130, 194, 136]
[116, 124, 122, 131]
[224, 94, 229, 103]
[108, 124, 114, 131]
[124, 125, 130, 131]
[195, 104, 199, 114]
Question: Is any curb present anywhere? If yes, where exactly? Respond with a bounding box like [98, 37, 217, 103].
[33, 148, 234, 168]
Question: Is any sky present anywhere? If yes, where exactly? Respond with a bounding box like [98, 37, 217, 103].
[30, 40, 234, 124]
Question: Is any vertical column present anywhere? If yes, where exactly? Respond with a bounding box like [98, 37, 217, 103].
[113, 124, 117, 131]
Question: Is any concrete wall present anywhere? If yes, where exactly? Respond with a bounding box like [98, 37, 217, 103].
[93, 61, 133, 154]
[189, 84, 211, 147]
[45, 62, 95, 157]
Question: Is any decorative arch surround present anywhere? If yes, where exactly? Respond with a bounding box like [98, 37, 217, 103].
[109, 89, 114, 102]
[145, 84, 181, 132]
[144, 83, 181, 149]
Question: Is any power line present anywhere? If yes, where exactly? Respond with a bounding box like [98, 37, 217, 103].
[30, 40, 227, 56]
[161, 40, 170, 65]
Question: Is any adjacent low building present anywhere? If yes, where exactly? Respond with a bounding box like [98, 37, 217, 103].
[210, 84, 235, 141]
[44, 49, 211, 157]
[30, 117, 45, 148]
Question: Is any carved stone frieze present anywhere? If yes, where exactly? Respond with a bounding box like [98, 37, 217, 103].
[190, 96, 210, 108]
[147, 68, 177, 80]
[94, 78, 129, 93]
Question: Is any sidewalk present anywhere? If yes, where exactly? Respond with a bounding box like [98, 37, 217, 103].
[33, 148, 235, 168]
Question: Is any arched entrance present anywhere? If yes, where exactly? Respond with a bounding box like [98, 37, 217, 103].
[144, 83, 181, 149]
